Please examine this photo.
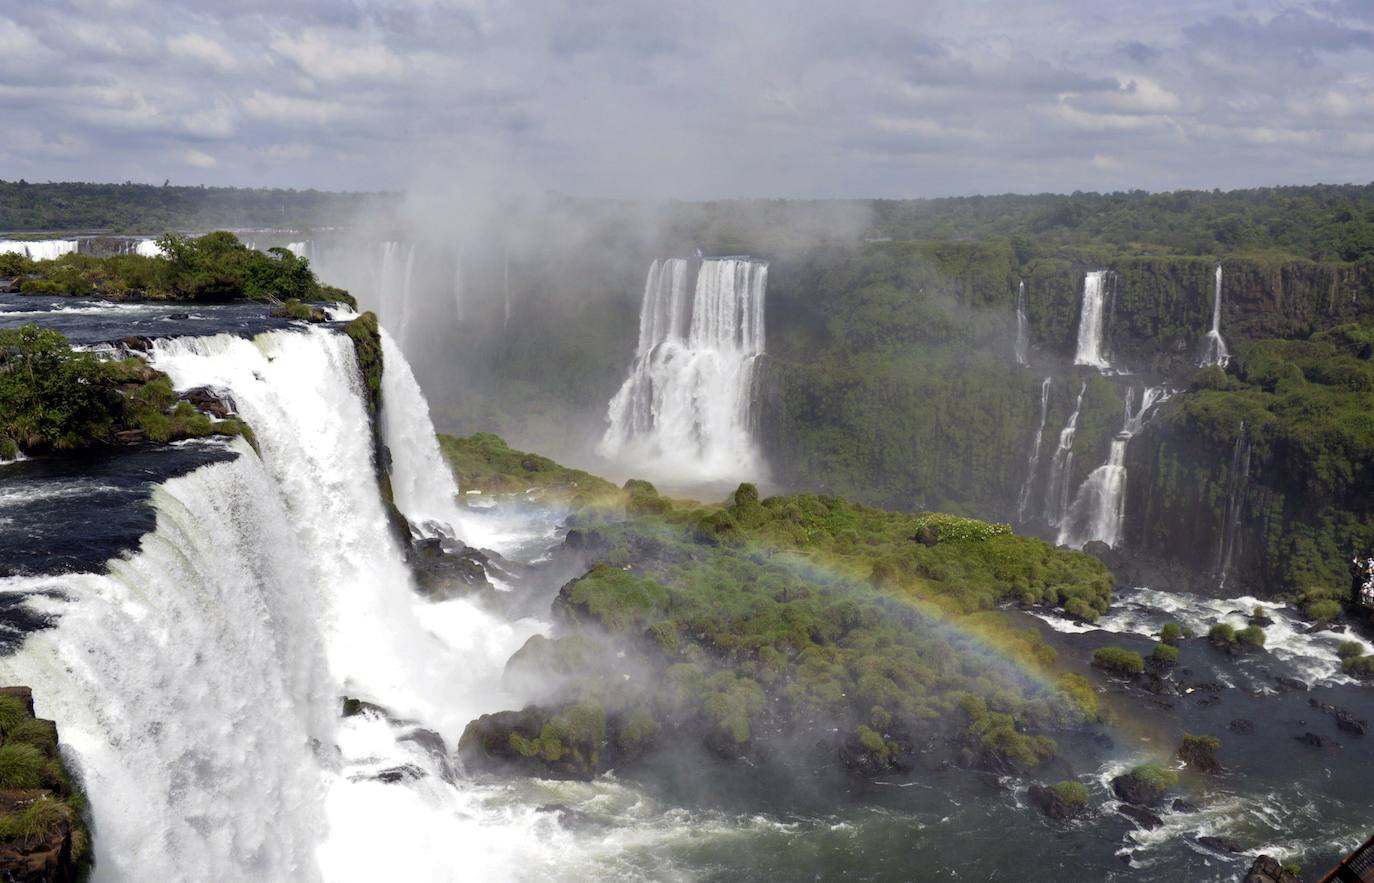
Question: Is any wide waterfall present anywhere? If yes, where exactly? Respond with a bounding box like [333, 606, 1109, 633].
[599, 257, 769, 483]
[134, 239, 165, 258]
[1200, 262, 1230, 367]
[1013, 280, 1029, 366]
[1016, 377, 1052, 520]
[0, 328, 549, 881]
[1057, 386, 1167, 549]
[0, 239, 78, 260]
[1073, 270, 1111, 369]
[1043, 382, 1086, 527]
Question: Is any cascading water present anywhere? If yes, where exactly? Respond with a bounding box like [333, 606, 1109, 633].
[134, 239, 165, 258]
[599, 257, 768, 483]
[287, 241, 314, 261]
[1057, 386, 1167, 549]
[373, 241, 418, 349]
[1200, 263, 1230, 368]
[1043, 382, 1086, 527]
[1013, 280, 1029, 366]
[1016, 377, 1052, 521]
[1073, 270, 1112, 370]
[1214, 422, 1251, 590]
[0, 239, 78, 260]
[0, 328, 551, 881]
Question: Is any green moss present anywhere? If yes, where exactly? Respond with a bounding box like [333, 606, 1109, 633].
[1337, 640, 1365, 660]
[1129, 763, 1179, 792]
[555, 565, 670, 632]
[1152, 643, 1179, 666]
[1208, 623, 1237, 645]
[437, 431, 619, 501]
[1305, 599, 1342, 623]
[1159, 622, 1184, 645]
[343, 313, 383, 418]
[1342, 655, 1374, 679]
[1092, 646, 1144, 676]
[1236, 625, 1267, 648]
[1048, 780, 1089, 808]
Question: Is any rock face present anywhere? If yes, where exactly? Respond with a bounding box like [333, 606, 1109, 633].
[1178, 735, 1222, 773]
[1027, 784, 1086, 820]
[1111, 770, 1169, 806]
[409, 537, 492, 598]
[1115, 804, 1162, 829]
[458, 705, 607, 782]
[1242, 855, 1300, 883]
[0, 687, 88, 883]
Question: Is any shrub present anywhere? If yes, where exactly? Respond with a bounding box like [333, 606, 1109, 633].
[1306, 599, 1342, 623]
[1063, 597, 1098, 622]
[0, 743, 46, 789]
[1152, 643, 1179, 666]
[1236, 625, 1266, 649]
[1159, 622, 1184, 645]
[1048, 780, 1089, 808]
[1343, 655, 1374, 679]
[1337, 641, 1365, 660]
[0, 696, 28, 737]
[1092, 646, 1144, 676]
[0, 797, 70, 842]
[1130, 763, 1178, 792]
[1208, 623, 1236, 645]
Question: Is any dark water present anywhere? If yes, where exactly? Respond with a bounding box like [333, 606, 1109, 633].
[0, 292, 300, 345]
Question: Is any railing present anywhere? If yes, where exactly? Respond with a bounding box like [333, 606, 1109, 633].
[1321, 833, 1374, 883]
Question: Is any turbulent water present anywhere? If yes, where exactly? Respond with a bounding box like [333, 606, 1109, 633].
[0, 239, 79, 260]
[1074, 270, 1112, 369]
[1200, 263, 1230, 368]
[599, 257, 768, 483]
[1057, 386, 1167, 549]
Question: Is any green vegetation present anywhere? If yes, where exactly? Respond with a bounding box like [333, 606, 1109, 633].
[437, 432, 620, 502]
[1129, 763, 1179, 792]
[1047, 780, 1089, 809]
[3, 231, 354, 306]
[1208, 623, 1237, 646]
[1337, 641, 1365, 660]
[1091, 646, 1145, 676]
[1342, 654, 1374, 679]
[0, 325, 251, 455]
[0, 688, 89, 874]
[1236, 625, 1267, 649]
[1178, 733, 1222, 774]
[463, 459, 1112, 779]
[344, 313, 383, 418]
[1152, 643, 1179, 666]
[1159, 622, 1185, 645]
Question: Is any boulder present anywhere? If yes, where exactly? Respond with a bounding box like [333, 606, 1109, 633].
[1197, 835, 1243, 853]
[180, 386, 235, 419]
[1308, 698, 1368, 736]
[459, 704, 607, 781]
[410, 538, 492, 598]
[1294, 731, 1338, 749]
[1178, 735, 1222, 774]
[1028, 783, 1088, 820]
[1243, 855, 1300, 883]
[1116, 804, 1163, 829]
[1111, 768, 1173, 806]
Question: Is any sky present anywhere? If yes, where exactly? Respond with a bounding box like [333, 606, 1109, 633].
[1, 0, 1372, 198]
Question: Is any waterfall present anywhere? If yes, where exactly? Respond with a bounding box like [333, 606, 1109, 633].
[287, 241, 313, 260]
[378, 328, 497, 549]
[134, 239, 166, 258]
[1057, 386, 1168, 549]
[1073, 270, 1112, 370]
[0, 327, 546, 880]
[1014, 280, 1029, 366]
[1043, 382, 1087, 527]
[598, 257, 768, 483]
[1016, 377, 1052, 521]
[373, 241, 418, 348]
[1200, 263, 1230, 368]
[0, 239, 78, 260]
[1214, 422, 1251, 590]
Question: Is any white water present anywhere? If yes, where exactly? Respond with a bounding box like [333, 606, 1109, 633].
[133, 239, 166, 258]
[287, 241, 313, 260]
[1214, 423, 1251, 591]
[0, 328, 564, 880]
[377, 328, 502, 550]
[1200, 263, 1230, 368]
[1016, 377, 1052, 521]
[1030, 587, 1374, 686]
[372, 241, 419, 351]
[1014, 280, 1029, 366]
[0, 239, 78, 261]
[1057, 386, 1167, 549]
[599, 257, 769, 483]
[1073, 270, 1112, 369]
[1043, 382, 1087, 527]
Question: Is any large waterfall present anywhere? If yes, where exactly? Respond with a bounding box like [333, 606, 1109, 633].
[1016, 377, 1052, 520]
[1043, 382, 1086, 527]
[1057, 386, 1167, 549]
[599, 257, 768, 483]
[1013, 280, 1029, 366]
[0, 328, 549, 881]
[1200, 263, 1230, 367]
[374, 241, 418, 349]
[0, 239, 79, 260]
[1073, 271, 1112, 369]
[1214, 422, 1251, 590]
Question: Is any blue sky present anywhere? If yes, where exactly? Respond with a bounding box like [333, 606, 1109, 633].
[1, 0, 1372, 197]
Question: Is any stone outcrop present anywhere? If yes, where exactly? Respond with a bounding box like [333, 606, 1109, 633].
[1242, 855, 1300, 883]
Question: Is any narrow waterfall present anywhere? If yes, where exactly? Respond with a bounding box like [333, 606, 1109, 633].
[598, 257, 769, 482]
[1013, 280, 1029, 366]
[378, 328, 496, 548]
[0, 239, 79, 260]
[1043, 382, 1087, 527]
[374, 241, 418, 348]
[1214, 422, 1251, 589]
[1057, 386, 1167, 549]
[1016, 377, 1052, 520]
[287, 240, 314, 260]
[1200, 262, 1230, 367]
[1073, 270, 1112, 369]
[0, 327, 545, 881]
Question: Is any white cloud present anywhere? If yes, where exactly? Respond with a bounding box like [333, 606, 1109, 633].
[241, 89, 350, 126]
[181, 148, 218, 168]
[269, 29, 406, 82]
[168, 33, 239, 72]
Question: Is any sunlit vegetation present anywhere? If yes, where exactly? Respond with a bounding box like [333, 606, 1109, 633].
[437, 432, 620, 502]
[0, 691, 89, 874]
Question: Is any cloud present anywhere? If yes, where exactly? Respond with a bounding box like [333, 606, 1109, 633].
[2, 0, 1373, 196]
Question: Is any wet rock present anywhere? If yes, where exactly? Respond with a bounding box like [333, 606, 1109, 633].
[373, 763, 426, 784]
[1294, 731, 1339, 749]
[112, 429, 148, 444]
[1171, 798, 1198, 813]
[1243, 855, 1300, 883]
[341, 697, 389, 718]
[181, 385, 235, 418]
[1116, 804, 1163, 829]
[1272, 675, 1308, 692]
[1197, 835, 1243, 853]
[534, 804, 606, 832]
[1027, 784, 1087, 820]
[167, 312, 190, 320]
[119, 335, 153, 352]
[1229, 718, 1255, 734]
[410, 537, 493, 598]
[1111, 771, 1169, 806]
[1308, 698, 1367, 736]
[459, 705, 606, 781]
[1178, 734, 1222, 774]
